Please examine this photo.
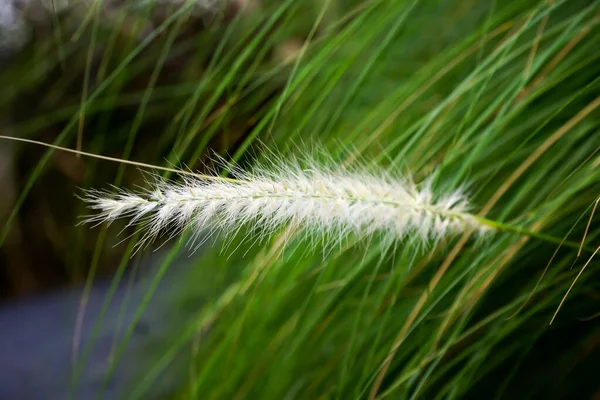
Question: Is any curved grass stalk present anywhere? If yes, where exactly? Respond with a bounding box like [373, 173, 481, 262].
[0, 134, 589, 252]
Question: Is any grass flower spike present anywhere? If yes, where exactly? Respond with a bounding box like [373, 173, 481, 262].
[81, 156, 487, 250]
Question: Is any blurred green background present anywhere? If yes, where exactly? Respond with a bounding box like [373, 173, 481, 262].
[1, 0, 600, 399]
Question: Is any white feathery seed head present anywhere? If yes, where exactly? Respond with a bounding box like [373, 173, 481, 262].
[80, 155, 489, 252]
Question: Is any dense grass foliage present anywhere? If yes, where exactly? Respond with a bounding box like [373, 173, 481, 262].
[1, 0, 600, 399]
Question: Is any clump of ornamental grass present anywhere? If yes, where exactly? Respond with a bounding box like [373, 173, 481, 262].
[80, 154, 489, 253]
[3, 0, 600, 399]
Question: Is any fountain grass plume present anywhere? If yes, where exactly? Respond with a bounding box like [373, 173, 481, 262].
[80, 152, 488, 252]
